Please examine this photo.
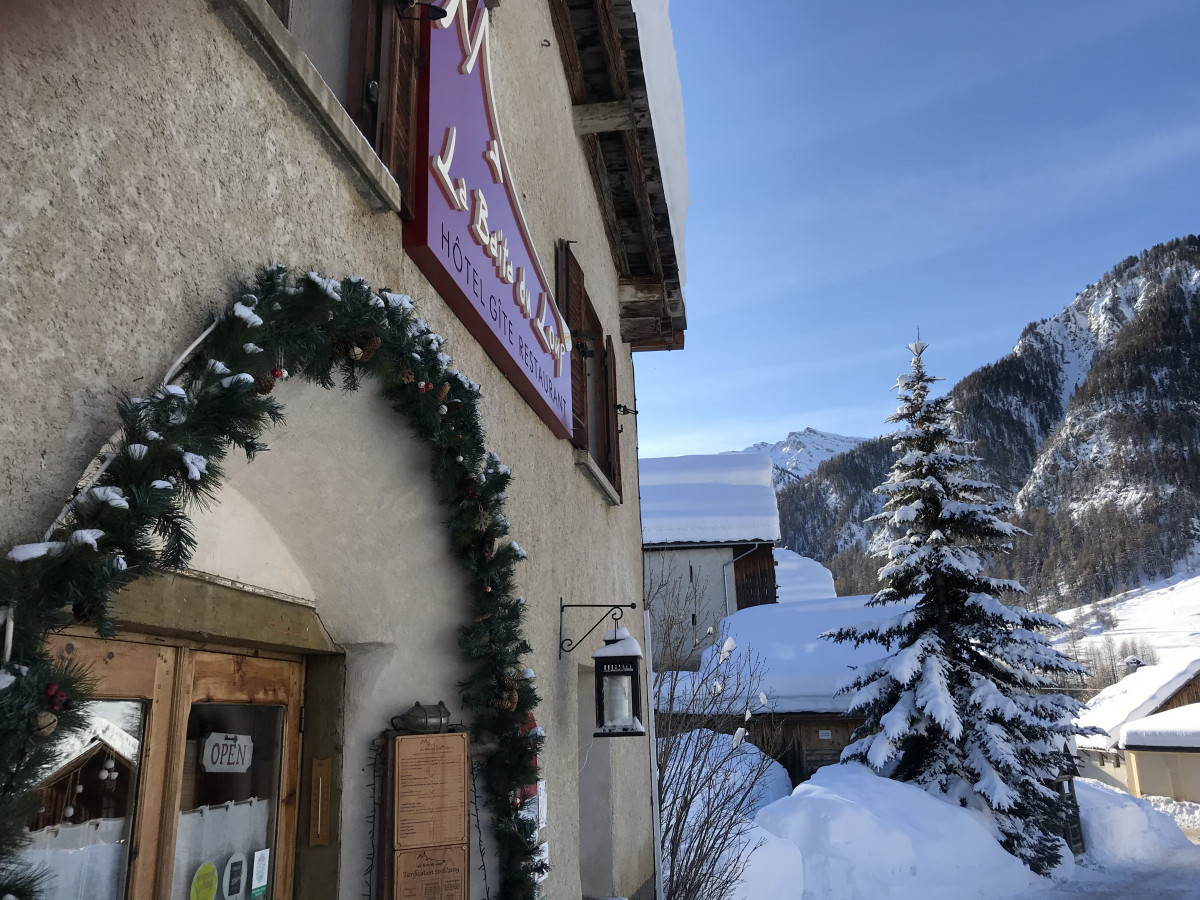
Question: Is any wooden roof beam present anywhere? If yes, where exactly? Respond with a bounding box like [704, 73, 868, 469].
[592, 0, 630, 100]
[573, 100, 646, 135]
[548, 0, 587, 105]
[621, 129, 662, 277]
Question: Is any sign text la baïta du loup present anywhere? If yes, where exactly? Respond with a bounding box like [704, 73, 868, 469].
[405, 0, 572, 439]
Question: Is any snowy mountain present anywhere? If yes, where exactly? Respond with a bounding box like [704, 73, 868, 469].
[726, 428, 864, 488]
[779, 235, 1200, 605]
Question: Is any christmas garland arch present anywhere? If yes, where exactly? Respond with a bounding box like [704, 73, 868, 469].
[0, 266, 545, 899]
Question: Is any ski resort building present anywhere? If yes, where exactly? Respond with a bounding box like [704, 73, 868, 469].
[640, 454, 781, 670]
[1076, 651, 1200, 795]
[1, 2, 688, 898]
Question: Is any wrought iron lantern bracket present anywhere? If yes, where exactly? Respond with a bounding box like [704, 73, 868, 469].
[559, 598, 637, 658]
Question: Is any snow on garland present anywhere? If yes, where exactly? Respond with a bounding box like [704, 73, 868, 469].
[0, 266, 546, 899]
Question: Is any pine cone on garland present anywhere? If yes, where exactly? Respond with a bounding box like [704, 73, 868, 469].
[436, 381, 450, 401]
[358, 335, 382, 361]
[254, 373, 276, 395]
[488, 688, 520, 711]
[478, 532, 496, 560]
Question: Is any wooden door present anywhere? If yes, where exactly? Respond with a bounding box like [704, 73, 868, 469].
[42, 635, 303, 900]
[160, 651, 303, 900]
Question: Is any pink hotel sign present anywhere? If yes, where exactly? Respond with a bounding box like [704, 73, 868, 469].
[405, 0, 573, 439]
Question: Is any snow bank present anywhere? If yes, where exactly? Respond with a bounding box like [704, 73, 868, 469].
[639, 454, 780, 544]
[707, 596, 913, 713]
[750, 763, 1042, 900]
[774, 548, 836, 602]
[1144, 794, 1200, 832]
[731, 822, 806, 900]
[662, 729, 792, 819]
[1076, 649, 1200, 749]
[1075, 778, 1195, 864]
[1120, 703, 1200, 749]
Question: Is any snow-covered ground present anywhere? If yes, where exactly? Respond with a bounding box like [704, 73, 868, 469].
[734, 767, 1200, 900]
[1054, 567, 1200, 657]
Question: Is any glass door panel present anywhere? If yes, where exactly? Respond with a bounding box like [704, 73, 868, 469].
[169, 704, 284, 900]
[38, 635, 177, 900]
[24, 700, 146, 900]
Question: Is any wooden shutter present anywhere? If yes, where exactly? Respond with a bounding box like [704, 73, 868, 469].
[349, 0, 420, 220]
[378, 4, 421, 220]
[559, 242, 590, 450]
[602, 334, 622, 499]
[346, 0, 381, 141]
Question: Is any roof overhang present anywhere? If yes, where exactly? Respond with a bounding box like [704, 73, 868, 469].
[549, 0, 687, 351]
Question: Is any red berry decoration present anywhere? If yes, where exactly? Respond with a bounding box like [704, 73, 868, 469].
[45, 683, 58, 696]
[271, 367, 284, 378]
[53, 689, 67, 710]
[484, 586, 492, 593]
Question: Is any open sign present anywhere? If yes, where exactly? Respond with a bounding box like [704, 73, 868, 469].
[201, 732, 254, 773]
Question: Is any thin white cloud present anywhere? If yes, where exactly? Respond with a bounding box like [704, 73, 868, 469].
[689, 117, 1200, 315]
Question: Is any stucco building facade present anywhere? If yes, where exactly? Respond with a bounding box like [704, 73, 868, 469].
[1, 1, 687, 898]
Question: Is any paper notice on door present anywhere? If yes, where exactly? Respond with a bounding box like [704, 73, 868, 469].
[250, 849, 269, 899]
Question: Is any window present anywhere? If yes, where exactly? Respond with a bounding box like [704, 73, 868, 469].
[558, 241, 623, 500]
[347, 0, 422, 219]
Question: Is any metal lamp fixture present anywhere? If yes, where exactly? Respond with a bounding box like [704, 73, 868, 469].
[393, 700, 453, 733]
[591, 627, 645, 738]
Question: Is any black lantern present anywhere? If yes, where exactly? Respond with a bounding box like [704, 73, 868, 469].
[592, 627, 646, 738]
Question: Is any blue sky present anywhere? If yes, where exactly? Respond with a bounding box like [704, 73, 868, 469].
[634, 0, 1200, 457]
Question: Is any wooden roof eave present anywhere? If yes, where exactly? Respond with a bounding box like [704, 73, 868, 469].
[549, 0, 687, 351]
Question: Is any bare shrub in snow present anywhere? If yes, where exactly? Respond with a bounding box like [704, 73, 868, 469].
[647, 563, 784, 900]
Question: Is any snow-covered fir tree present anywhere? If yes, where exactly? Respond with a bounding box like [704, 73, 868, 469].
[827, 339, 1089, 874]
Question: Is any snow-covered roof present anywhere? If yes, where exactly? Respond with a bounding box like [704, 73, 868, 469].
[707, 595, 912, 714]
[1120, 704, 1200, 751]
[639, 454, 780, 545]
[1077, 650, 1200, 750]
[45, 713, 140, 779]
[774, 549, 836, 602]
[630, 0, 687, 287]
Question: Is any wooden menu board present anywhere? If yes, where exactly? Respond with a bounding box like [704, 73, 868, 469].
[392, 732, 469, 850]
[394, 845, 467, 900]
[378, 731, 470, 900]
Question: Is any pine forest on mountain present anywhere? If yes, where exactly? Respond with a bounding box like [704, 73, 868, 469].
[777, 235, 1200, 612]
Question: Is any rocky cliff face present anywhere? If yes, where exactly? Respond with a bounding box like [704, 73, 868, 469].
[778, 235, 1200, 605]
[729, 427, 865, 488]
